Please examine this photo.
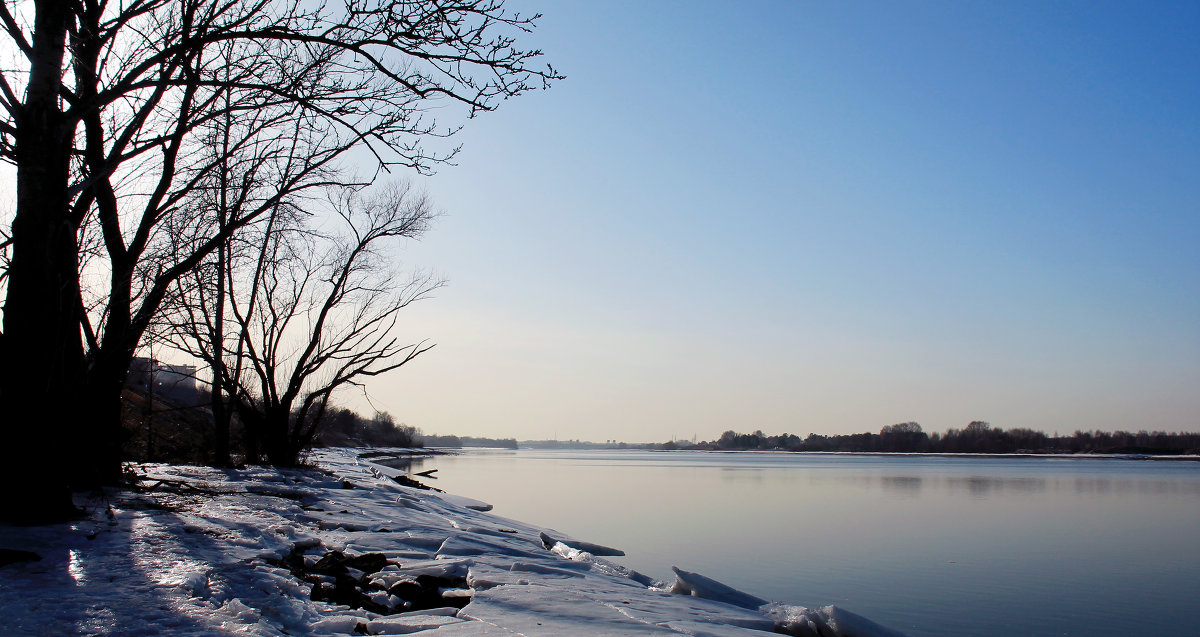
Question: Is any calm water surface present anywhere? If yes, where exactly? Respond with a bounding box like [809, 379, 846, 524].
[403, 449, 1200, 637]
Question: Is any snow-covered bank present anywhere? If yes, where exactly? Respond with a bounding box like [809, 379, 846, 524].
[0, 448, 908, 636]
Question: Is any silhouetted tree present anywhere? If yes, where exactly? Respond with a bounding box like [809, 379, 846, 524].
[170, 183, 439, 466]
[879, 422, 928, 452]
[0, 0, 559, 521]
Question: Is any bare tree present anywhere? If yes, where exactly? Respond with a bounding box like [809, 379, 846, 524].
[149, 78, 346, 467]
[169, 182, 440, 467]
[0, 0, 559, 520]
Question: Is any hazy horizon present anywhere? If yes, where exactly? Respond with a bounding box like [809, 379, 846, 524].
[349, 1, 1197, 443]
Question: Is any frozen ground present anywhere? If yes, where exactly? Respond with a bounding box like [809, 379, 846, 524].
[0, 448, 907, 636]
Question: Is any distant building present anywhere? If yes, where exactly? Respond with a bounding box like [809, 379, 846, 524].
[127, 357, 198, 399]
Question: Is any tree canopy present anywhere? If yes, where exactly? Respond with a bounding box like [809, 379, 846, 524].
[0, 0, 559, 522]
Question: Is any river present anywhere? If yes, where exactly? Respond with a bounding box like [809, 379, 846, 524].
[397, 449, 1200, 637]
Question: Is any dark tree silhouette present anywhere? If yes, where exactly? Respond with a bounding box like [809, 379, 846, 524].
[168, 183, 440, 467]
[683, 424, 1200, 455]
[0, 0, 559, 522]
[879, 422, 928, 452]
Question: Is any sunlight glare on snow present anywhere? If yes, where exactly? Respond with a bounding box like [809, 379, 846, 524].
[129, 512, 209, 591]
[67, 548, 87, 585]
[75, 606, 118, 635]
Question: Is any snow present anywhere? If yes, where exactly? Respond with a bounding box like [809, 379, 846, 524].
[670, 567, 767, 610]
[0, 448, 910, 636]
[540, 530, 626, 556]
[763, 603, 912, 637]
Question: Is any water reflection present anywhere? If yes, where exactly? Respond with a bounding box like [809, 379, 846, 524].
[949, 476, 1046, 497]
[879, 476, 922, 494]
[365, 454, 430, 474]
[749, 473, 1200, 498]
[719, 467, 767, 485]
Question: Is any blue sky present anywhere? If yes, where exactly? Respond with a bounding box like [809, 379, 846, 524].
[359, 1, 1200, 441]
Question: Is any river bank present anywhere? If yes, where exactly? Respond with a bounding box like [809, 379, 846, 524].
[0, 447, 905, 636]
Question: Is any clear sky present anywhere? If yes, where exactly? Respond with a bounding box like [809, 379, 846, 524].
[359, 0, 1200, 442]
[348, 0, 1200, 443]
[7, 2, 1190, 442]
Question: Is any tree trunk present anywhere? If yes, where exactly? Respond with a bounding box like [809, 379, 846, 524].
[0, 2, 83, 522]
[77, 344, 136, 486]
[263, 405, 293, 466]
[236, 400, 263, 464]
[211, 380, 231, 466]
[211, 128, 232, 466]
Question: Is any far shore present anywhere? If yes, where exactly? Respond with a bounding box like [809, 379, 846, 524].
[646, 449, 1200, 461]
[406, 445, 1200, 461]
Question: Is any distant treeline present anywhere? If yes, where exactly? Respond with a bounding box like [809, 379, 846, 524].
[314, 409, 422, 448]
[121, 388, 425, 464]
[418, 434, 519, 449]
[264, 407, 522, 450]
[665, 422, 1200, 455]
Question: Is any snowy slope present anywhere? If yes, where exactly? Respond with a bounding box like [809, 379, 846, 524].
[0, 448, 907, 636]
